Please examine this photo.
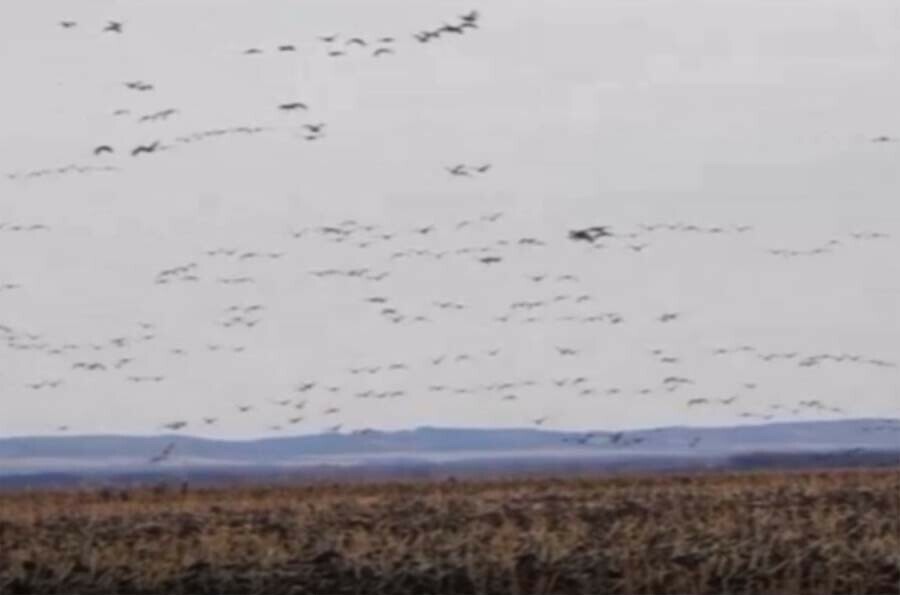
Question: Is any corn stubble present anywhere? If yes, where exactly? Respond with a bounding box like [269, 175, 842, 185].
[1, 469, 899, 594]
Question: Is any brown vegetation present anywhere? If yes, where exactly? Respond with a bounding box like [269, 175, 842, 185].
[1, 469, 899, 594]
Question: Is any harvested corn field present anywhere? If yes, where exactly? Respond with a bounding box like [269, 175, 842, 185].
[2, 469, 899, 594]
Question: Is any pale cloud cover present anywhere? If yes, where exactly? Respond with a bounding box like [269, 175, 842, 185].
[1, 0, 899, 438]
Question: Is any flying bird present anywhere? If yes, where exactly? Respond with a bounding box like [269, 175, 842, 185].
[446, 164, 469, 176]
[131, 141, 161, 156]
[149, 442, 176, 463]
[460, 10, 480, 23]
[93, 145, 114, 156]
[103, 21, 123, 33]
[373, 48, 394, 57]
[279, 102, 308, 111]
[346, 37, 366, 46]
[59, 21, 77, 28]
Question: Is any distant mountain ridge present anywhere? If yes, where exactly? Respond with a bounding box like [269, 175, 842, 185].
[2, 419, 899, 480]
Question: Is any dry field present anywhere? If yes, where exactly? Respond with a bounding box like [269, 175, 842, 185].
[1, 469, 899, 594]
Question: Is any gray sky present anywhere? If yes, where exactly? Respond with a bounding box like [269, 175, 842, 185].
[1, 0, 899, 438]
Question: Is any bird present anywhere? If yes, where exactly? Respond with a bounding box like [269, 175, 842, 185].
[161, 421, 187, 431]
[446, 164, 469, 176]
[131, 141, 160, 156]
[479, 256, 502, 265]
[93, 145, 114, 156]
[378, 37, 395, 43]
[373, 48, 394, 57]
[460, 10, 480, 23]
[475, 164, 492, 173]
[237, 405, 252, 413]
[658, 313, 680, 323]
[103, 21, 123, 33]
[203, 418, 217, 425]
[319, 35, 338, 42]
[568, 229, 595, 243]
[278, 44, 296, 52]
[279, 102, 308, 111]
[346, 37, 366, 46]
[59, 21, 77, 29]
[244, 48, 262, 54]
[149, 442, 175, 463]
[556, 347, 577, 356]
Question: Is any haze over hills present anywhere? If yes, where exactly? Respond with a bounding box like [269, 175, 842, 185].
[2, 420, 899, 484]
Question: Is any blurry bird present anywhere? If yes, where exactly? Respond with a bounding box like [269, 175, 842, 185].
[149, 442, 175, 463]
[94, 145, 113, 156]
[103, 21, 123, 33]
[279, 102, 308, 111]
[446, 164, 469, 176]
[460, 10, 480, 23]
[131, 141, 160, 156]
[373, 48, 394, 57]
[60, 21, 77, 28]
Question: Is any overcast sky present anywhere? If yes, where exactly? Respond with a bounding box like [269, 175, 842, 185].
[1, 0, 899, 438]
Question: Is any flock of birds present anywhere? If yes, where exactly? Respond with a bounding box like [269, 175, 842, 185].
[2, 6, 899, 463]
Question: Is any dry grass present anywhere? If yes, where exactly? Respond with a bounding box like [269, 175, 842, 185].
[1, 469, 899, 594]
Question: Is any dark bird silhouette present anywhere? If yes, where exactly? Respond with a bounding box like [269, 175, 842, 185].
[131, 141, 160, 156]
[475, 163, 491, 173]
[161, 421, 187, 431]
[479, 256, 502, 265]
[319, 35, 338, 42]
[149, 442, 175, 463]
[373, 48, 394, 57]
[304, 123, 326, 133]
[103, 21, 123, 33]
[59, 21, 77, 28]
[446, 164, 469, 176]
[346, 37, 366, 46]
[94, 145, 114, 156]
[328, 50, 345, 57]
[460, 10, 480, 23]
[278, 44, 296, 52]
[244, 48, 262, 54]
[237, 405, 252, 413]
[279, 102, 308, 111]
[379, 37, 395, 43]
